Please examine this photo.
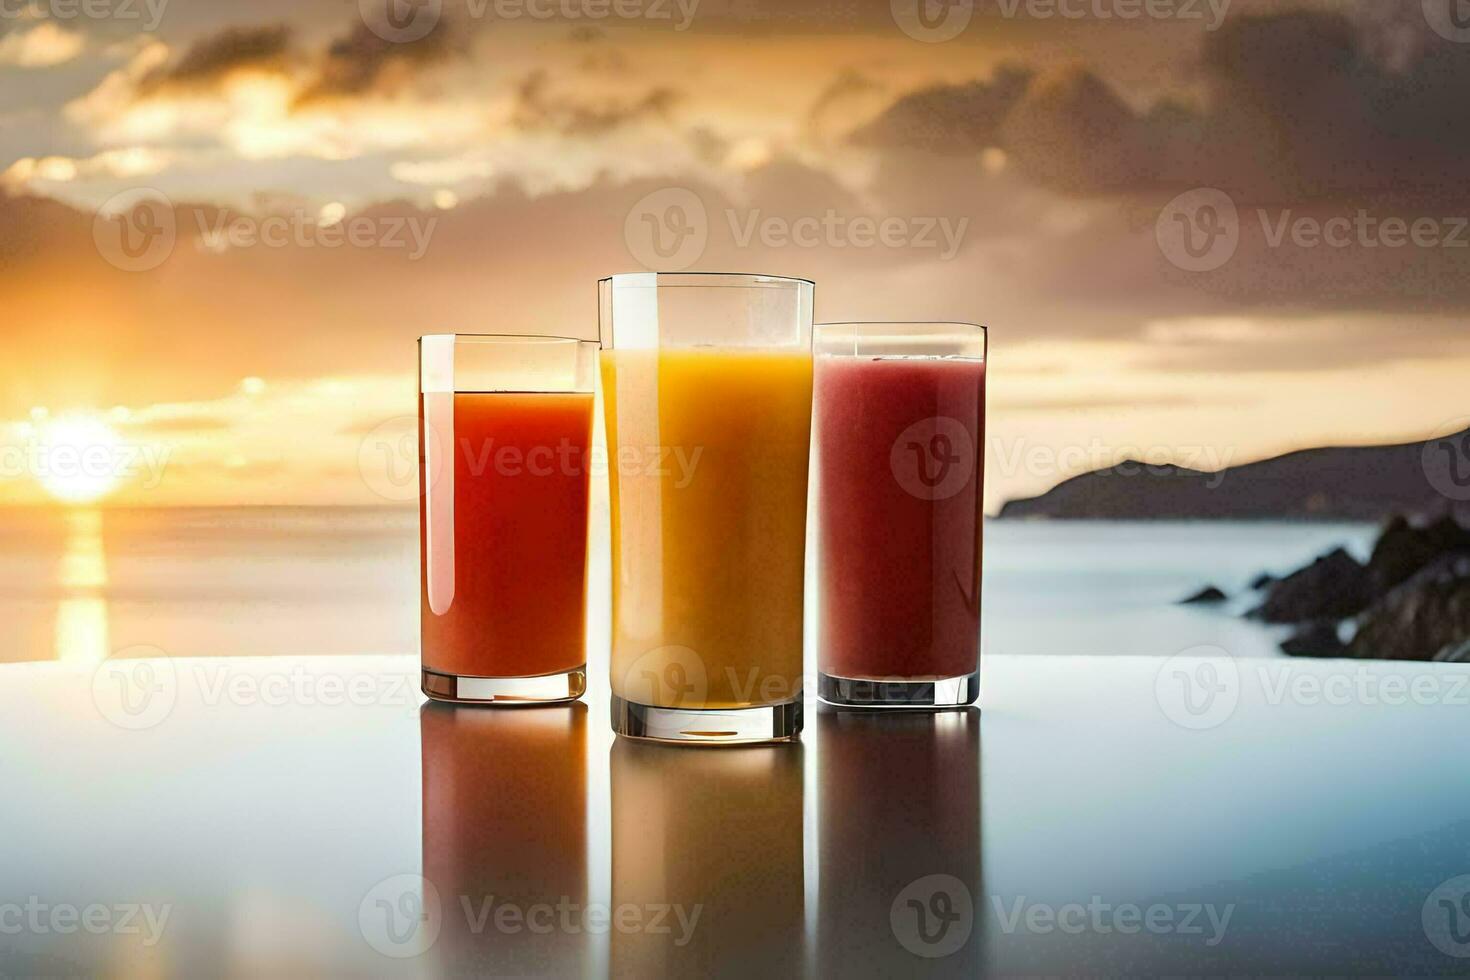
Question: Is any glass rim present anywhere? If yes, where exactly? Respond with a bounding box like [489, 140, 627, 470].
[817, 321, 986, 333]
[418, 333, 597, 345]
[816, 321, 986, 359]
[599, 272, 815, 289]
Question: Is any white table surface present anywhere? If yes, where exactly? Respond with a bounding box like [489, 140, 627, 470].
[3, 652, 1470, 977]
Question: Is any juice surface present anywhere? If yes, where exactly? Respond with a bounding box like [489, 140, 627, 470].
[419, 391, 593, 678]
[816, 356, 984, 681]
[601, 348, 813, 709]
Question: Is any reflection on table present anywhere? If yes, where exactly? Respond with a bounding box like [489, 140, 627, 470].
[421, 702, 588, 977]
[611, 739, 805, 978]
[818, 706, 981, 977]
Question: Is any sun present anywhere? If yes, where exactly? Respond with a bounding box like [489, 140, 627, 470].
[37, 415, 125, 504]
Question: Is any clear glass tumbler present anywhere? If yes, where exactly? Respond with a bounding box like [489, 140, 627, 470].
[599, 272, 815, 743]
[814, 322, 986, 707]
[419, 334, 599, 704]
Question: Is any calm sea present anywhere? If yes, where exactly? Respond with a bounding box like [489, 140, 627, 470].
[0, 506, 1377, 666]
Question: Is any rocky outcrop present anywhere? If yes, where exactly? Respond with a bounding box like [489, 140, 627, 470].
[1346, 554, 1470, 661]
[1364, 514, 1470, 594]
[1280, 621, 1346, 658]
[998, 428, 1470, 521]
[1434, 639, 1470, 663]
[1185, 514, 1470, 660]
[1180, 585, 1227, 604]
[1248, 548, 1371, 624]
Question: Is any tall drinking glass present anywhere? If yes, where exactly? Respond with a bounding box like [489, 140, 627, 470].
[419, 334, 599, 704]
[599, 272, 815, 743]
[814, 322, 986, 707]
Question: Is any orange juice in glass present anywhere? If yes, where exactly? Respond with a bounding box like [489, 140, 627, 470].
[599, 273, 814, 744]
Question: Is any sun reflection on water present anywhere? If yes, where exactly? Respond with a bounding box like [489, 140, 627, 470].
[54, 508, 110, 664]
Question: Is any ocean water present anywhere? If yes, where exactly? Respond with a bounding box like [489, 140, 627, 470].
[0, 507, 1378, 666]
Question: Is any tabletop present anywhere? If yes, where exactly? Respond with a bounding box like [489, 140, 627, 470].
[3, 651, 1470, 977]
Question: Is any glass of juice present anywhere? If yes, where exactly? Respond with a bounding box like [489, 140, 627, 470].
[599, 272, 814, 743]
[419, 334, 599, 704]
[814, 322, 986, 708]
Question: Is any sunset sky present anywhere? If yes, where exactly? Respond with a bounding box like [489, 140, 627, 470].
[2, 0, 1468, 509]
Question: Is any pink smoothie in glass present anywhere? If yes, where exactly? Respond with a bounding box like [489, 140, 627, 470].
[816, 356, 985, 682]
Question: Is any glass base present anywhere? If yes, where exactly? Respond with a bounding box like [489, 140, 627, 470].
[817, 670, 978, 708]
[421, 666, 586, 705]
[610, 694, 803, 744]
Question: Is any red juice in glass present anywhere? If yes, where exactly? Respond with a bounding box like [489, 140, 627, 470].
[815, 323, 986, 707]
[418, 334, 598, 705]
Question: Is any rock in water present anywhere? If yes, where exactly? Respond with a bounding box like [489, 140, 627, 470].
[1249, 572, 1276, 590]
[1434, 639, 1470, 663]
[1366, 514, 1470, 594]
[1280, 621, 1345, 657]
[1180, 585, 1227, 604]
[1249, 547, 1371, 623]
[1347, 554, 1470, 660]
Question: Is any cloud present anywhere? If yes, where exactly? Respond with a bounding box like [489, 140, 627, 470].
[0, 21, 85, 68]
[851, 10, 1470, 207]
[510, 69, 678, 136]
[2, 147, 173, 189]
[293, 19, 465, 106]
[137, 24, 294, 95]
[850, 65, 1032, 155]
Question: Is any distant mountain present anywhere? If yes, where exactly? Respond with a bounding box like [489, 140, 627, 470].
[997, 427, 1470, 520]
